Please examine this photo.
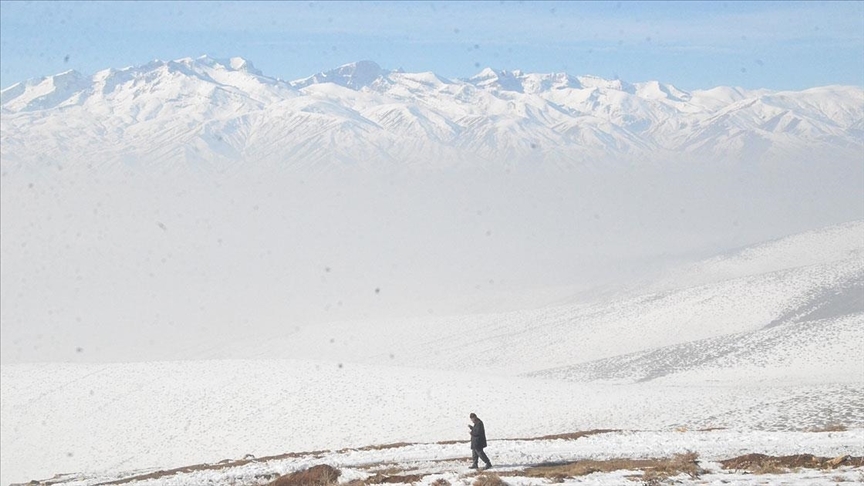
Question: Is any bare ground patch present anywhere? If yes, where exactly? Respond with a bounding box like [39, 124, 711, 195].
[363, 473, 426, 484]
[471, 472, 508, 486]
[808, 423, 849, 432]
[87, 449, 329, 486]
[510, 429, 620, 441]
[268, 464, 340, 486]
[431, 429, 617, 446]
[720, 454, 864, 474]
[348, 442, 415, 452]
[518, 452, 703, 483]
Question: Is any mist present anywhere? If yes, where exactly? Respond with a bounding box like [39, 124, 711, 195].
[1, 157, 862, 363]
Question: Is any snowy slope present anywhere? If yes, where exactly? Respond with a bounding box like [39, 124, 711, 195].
[2, 222, 862, 485]
[530, 313, 863, 384]
[648, 220, 864, 289]
[2, 56, 862, 169]
[10, 429, 864, 486]
[2, 360, 862, 486]
[206, 221, 864, 378]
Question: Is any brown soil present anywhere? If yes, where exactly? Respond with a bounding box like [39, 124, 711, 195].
[519, 452, 703, 482]
[720, 453, 864, 473]
[268, 464, 341, 486]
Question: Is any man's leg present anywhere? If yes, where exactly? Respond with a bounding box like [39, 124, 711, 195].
[478, 448, 492, 468]
[470, 448, 479, 468]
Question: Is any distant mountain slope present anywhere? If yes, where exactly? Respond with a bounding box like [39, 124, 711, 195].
[648, 219, 864, 291]
[529, 313, 862, 384]
[2, 56, 862, 168]
[217, 221, 863, 380]
[525, 222, 864, 385]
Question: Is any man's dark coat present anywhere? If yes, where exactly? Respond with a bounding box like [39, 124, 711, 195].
[470, 419, 487, 449]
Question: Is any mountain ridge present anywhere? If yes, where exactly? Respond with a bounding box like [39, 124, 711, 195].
[2, 56, 862, 169]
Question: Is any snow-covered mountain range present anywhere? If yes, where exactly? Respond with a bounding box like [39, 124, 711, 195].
[2, 55, 862, 169]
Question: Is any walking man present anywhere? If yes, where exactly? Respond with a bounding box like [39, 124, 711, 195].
[468, 412, 492, 469]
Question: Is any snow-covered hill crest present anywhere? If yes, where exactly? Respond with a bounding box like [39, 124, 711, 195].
[180, 220, 864, 381]
[1, 220, 862, 486]
[2, 56, 862, 169]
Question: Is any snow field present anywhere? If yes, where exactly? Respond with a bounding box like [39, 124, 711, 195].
[21, 429, 864, 486]
[3, 359, 863, 485]
[1, 216, 861, 485]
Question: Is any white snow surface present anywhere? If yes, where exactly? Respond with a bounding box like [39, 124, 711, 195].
[2, 360, 863, 486]
[6, 429, 864, 486]
[2, 56, 862, 169]
[2, 221, 863, 485]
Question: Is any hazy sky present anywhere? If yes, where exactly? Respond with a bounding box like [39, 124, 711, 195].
[1, 1, 862, 91]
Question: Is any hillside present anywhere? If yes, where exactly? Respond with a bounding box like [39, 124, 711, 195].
[214, 221, 864, 379]
[7, 428, 864, 486]
[2, 221, 862, 485]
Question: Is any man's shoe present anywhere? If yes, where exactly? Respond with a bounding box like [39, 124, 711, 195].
[468, 464, 478, 469]
[484, 464, 493, 469]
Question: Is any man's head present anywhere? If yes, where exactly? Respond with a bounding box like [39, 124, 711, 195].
[469, 412, 478, 422]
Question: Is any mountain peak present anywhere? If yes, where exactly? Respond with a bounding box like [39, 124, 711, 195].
[292, 60, 389, 90]
[342, 60, 383, 72]
[471, 67, 498, 80]
[468, 68, 585, 93]
[468, 67, 525, 92]
[193, 55, 263, 76]
[0, 69, 89, 112]
[576, 75, 636, 94]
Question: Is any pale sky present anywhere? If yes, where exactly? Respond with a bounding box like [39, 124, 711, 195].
[1, 1, 862, 91]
